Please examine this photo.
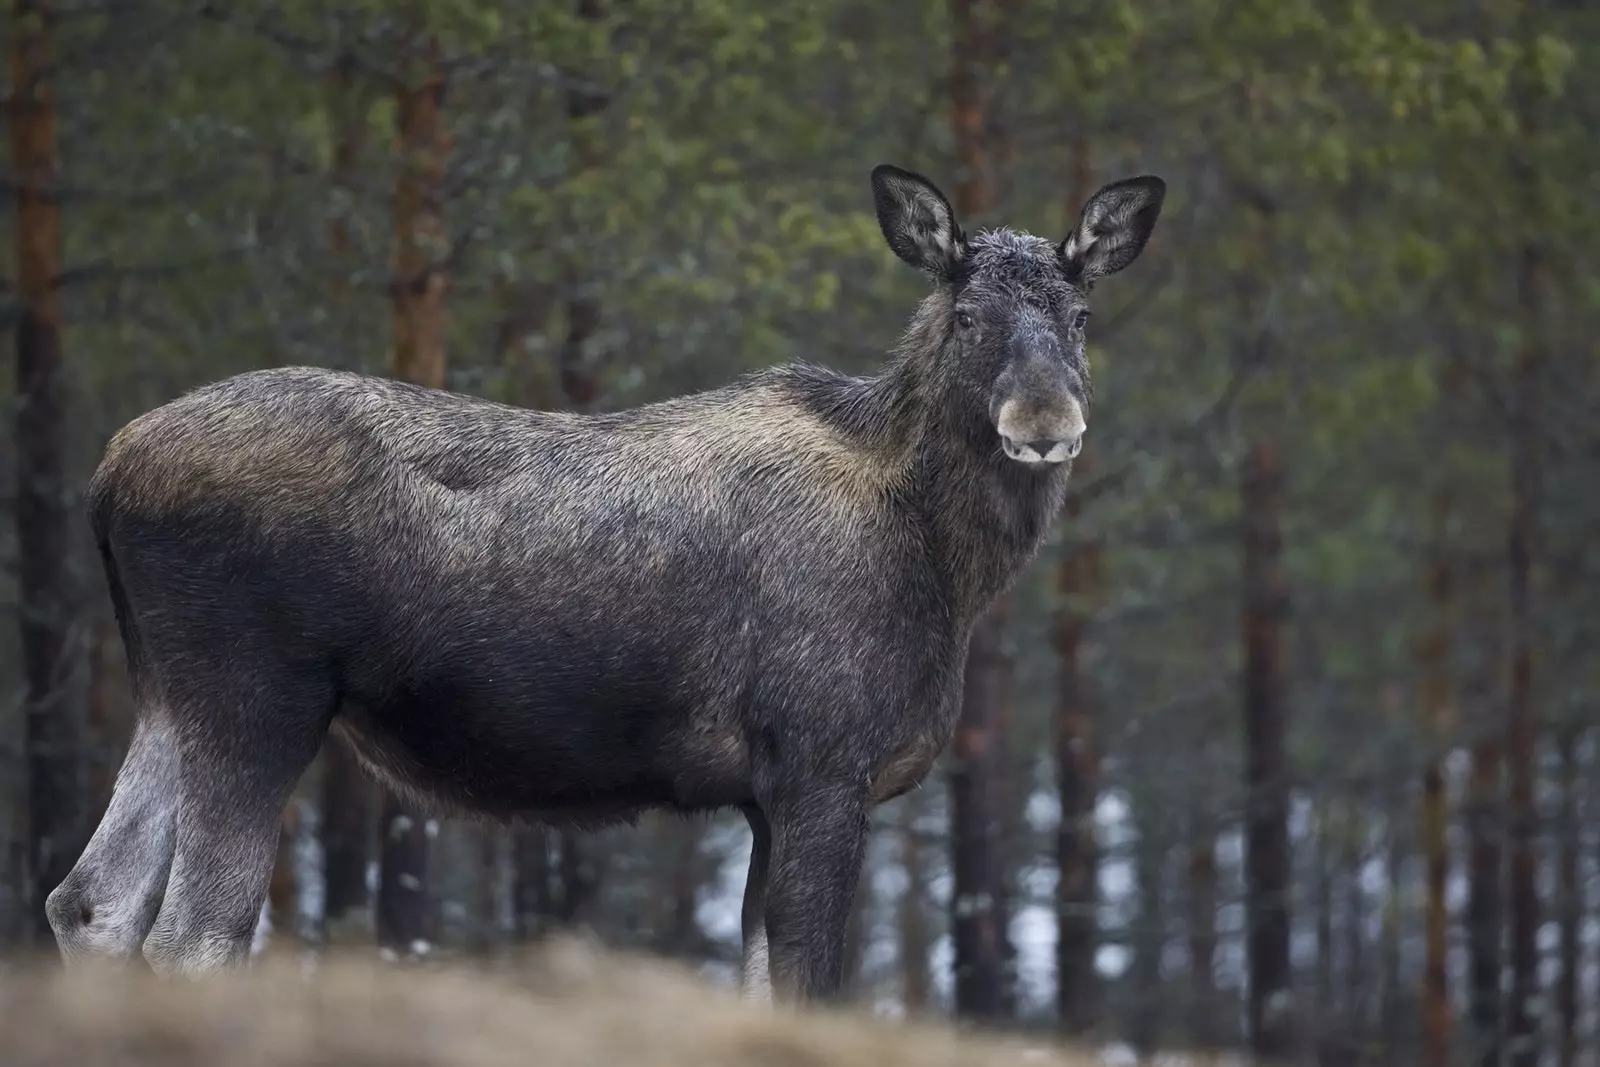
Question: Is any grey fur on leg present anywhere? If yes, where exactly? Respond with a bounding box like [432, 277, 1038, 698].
[140, 678, 327, 980]
[738, 805, 773, 1002]
[46, 715, 179, 968]
[763, 786, 871, 1004]
[140, 782, 297, 980]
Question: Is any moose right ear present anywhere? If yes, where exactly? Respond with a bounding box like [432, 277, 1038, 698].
[871, 164, 967, 279]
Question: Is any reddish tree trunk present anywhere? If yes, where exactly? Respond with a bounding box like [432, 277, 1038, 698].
[1054, 492, 1101, 1036]
[10, 0, 86, 946]
[1054, 134, 1101, 1040]
[950, 605, 1009, 1021]
[1241, 438, 1293, 1059]
[946, 0, 1014, 1024]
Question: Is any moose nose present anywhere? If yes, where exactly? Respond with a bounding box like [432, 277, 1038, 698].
[1000, 430, 1084, 465]
[1024, 433, 1083, 459]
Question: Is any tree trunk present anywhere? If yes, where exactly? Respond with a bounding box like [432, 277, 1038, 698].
[1466, 731, 1503, 1067]
[898, 800, 932, 1017]
[1187, 815, 1219, 1049]
[659, 817, 704, 959]
[321, 740, 373, 942]
[316, 49, 374, 949]
[1129, 819, 1165, 1058]
[511, 828, 553, 942]
[472, 824, 502, 955]
[1055, 470, 1101, 1036]
[1554, 728, 1580, 1067]
[1378, 818, 1406, 1059]
[558, 0, 610, 411]
[1503, 239, 1541, 1067]
[376, 30, 450, 961]
[11, 0, 86, 947]
[1420, 481, 1455, 1067]
[1314, 807, 1336, 1054]
[1241, 436, 1294, 1059]
[1343, 804, 1368, 1042]
[950, 604, 1009, 1022]
[556, 832, 601, 928]
[947, 0, 1013, 1025]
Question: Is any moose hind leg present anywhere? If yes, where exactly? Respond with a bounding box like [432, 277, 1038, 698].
[46, 716, 179, 967]
[141, 669, 331, 979]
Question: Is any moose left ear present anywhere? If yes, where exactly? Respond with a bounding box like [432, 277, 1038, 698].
[1060, 175, 1166, 284]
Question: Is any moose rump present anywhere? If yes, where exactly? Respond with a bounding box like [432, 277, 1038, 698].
[49, 366, 952, 987]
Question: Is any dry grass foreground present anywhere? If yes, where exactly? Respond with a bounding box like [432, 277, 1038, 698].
[3, 937, 1101, 1067]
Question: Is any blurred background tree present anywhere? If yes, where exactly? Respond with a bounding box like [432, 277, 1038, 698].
[2, 0, 1595, 1063]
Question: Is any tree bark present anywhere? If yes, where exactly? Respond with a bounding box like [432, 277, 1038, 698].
[1554, 728, 1581, 1067]
[1503, 238, 1541, 1067]
[376, 29, 450, 961]
[1420, 479, 1456, 1067]
[511, 828, 553, 942]
[472, 824, 502, 955]
[321, 741, 373, 941]
[659, 817, 705, 959]
[1465, 729, 1503, 1067]
[558, 0, 610, 411]
[898, 800, 932, 1017]
[947, 0, 1014, 1025]
[556, 832, 601, 927]
[1187, 813, 1219, 1049]
[1241, 436, 1294, 1060]
[1129, 820, 1164, 1058]
[950, 604, 1009, 1022]
[10, 0, 86, 946]
[1054, 473, 1100, 1037]
[1343, 804, 1368, 1042]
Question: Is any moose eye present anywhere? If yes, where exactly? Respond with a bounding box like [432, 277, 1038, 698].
[1072, 309, 1091, 332]
[955, 310, 975, 330]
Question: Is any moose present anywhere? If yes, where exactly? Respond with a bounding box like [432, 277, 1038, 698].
[46, 162, 1164, 1003]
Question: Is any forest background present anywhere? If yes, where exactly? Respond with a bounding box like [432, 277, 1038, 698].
[2, 1, 1596, 1065]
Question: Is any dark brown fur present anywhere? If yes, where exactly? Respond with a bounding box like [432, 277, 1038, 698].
[46, 164, 1164, 1002]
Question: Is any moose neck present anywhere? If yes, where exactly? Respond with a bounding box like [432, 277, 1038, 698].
[788, 293, 1073, 623]
[915, 398, 1072, 624]
[864, 295, 1074, 623]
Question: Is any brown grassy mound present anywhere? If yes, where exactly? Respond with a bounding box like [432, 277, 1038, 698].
[3, 938, 1099, 1066]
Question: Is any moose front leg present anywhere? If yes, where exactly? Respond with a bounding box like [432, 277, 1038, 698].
[761, 783, 870, 1004]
